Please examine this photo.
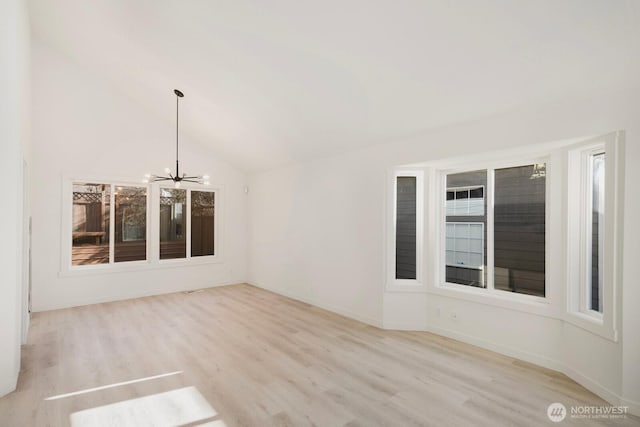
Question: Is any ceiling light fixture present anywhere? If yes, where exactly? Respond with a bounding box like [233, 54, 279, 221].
[143, 89, 209, 188]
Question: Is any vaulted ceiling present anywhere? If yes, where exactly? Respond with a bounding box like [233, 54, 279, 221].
[29, 0, 640, 172]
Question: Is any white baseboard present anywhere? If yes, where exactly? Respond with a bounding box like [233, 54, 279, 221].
[563, 366, 640, 416]
[620, 396, 640, 418]
[33, 280, 239, 312]
[425, 324, 640, 417]
[0, 368, 19, 399]
[426, 324, 565, 372]
[247, 280, 382, 328]
[382, 321, 427, 331]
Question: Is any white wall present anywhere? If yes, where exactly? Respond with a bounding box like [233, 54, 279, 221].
[248, 85, 640, 413]
[30, 42, 248, 311]
[0, 0, 30, 398]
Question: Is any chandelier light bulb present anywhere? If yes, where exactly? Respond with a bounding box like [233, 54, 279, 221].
[174, 181, 181, 188]
[164, 167, 171, 174]
[204, 181, 210, 186]
[202, 175, 210, 180]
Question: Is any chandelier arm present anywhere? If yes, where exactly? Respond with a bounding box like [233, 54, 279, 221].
[182, 179, 202, 183]
[152, 177, 173, 182]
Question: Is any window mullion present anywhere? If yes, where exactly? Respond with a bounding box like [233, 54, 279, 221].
[186, 189, 192, 259]
[487, 169, 495, 291]
[109, 184, 115, 264]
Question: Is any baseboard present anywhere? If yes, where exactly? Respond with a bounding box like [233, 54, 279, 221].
[426, 324, 565, 372]
[563, 366, 640, 417]
[33, 280, 240, 312]
[620, 396, 640, 418]
[382, 321, 427, 331]
[0, 368, 19, 399]
[423, 324, 640, 417]
[247, 281, 383, 328]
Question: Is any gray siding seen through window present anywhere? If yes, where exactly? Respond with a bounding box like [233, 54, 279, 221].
[493, 164, 546, 297]
[395, 177, 417, 279]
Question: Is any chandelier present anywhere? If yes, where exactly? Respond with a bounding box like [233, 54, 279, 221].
[143, 89, 209, 188]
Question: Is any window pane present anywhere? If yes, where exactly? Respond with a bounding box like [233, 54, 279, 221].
[469, 187, 483, 199]
[494, 164, 545, 297]
[191, 191, 215, 257]
[590, 153, 605, 312]
[445, 170, 486, 287]
[395, 177, 417, 279]
[114, 186, 147, 262]
[456, 190, 469, 199]
[160, 189, 186, 260]
[72, 183, 110, 265]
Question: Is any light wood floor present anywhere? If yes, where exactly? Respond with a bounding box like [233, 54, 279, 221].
[1, 284, 638, 426]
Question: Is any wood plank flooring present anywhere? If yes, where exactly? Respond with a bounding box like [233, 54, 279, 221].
[0, 284, 637, 426]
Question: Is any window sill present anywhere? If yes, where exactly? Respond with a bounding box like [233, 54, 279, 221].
[428, 282, 555, 318]
[563, 311, 617, 342]
[59, 256, 223, 278]
[386, 281, 427, 293]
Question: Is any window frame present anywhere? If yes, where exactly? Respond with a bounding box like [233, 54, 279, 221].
[386, 169, 425, 292]
[66, 181, 150, 270]
[565, 133, 620, 341]
[60, 177, 223, 276]
[157, 184, 219, 264]
[387, 132, 622, 340]
[436, 157, 550, 302]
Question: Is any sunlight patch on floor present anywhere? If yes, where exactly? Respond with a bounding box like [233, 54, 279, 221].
[69, 386, 220, 427]
[46, 371, 183, 401]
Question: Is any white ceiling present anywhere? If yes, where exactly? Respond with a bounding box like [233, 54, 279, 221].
[29, 0, 640, 172]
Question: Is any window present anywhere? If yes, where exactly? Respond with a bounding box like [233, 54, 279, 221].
[445, 171, 487, 288]
[387, 131, 621, 339]
[567, 144, 609, 319]
[69, 181, 218, 269]
[159, 189, 186, 260]
[114, 186, 147, 262]
[190, 190, 215, 257]
[493, 164, 546, 297]
[396, 176, 417, 279]
[158, 188, 216, 260]
[443, 163, 546, 297]
[72, 183, 110, 265]
[588, 152, 605, 313]
[72, 183, 147, 266]
[388, 170, 423, 289]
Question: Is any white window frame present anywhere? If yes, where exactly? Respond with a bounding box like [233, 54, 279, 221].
[386, 133, 621, 338]
[580, 147, 605, 316]
[157, 184, 219, 264]
[60, 176, 223, 276]
[435, 158, 550, 301]
[63, 180, 151, 272]
[565, 132, 620, 341]
[386, 169, 425, 292]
